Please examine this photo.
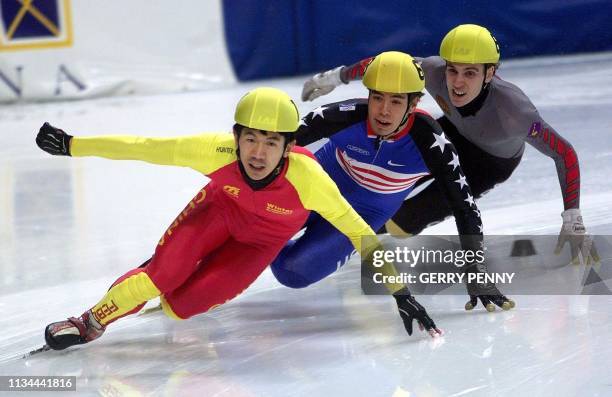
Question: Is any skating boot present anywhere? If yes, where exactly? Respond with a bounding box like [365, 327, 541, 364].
[45, 310, 105, 350]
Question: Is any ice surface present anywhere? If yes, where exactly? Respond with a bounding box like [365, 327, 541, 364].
[1, 53, 611, 396]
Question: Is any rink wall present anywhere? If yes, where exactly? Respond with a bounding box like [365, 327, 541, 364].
[0, 0, 235, 102]
[4, 1, 612, 102]
[222, 0, 612, 80]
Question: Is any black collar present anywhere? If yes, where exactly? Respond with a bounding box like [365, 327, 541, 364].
[456, 83, 490, 117]
[238, 156, 286, 190]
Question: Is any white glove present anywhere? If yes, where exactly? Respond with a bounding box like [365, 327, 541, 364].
[554, 209, 600, 264]
[301, 66, 345, 101]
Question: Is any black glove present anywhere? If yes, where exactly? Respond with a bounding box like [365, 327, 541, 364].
[393, 288, 442, 337]
[464, 262, 515, 312]
[36, 122, 72, 156]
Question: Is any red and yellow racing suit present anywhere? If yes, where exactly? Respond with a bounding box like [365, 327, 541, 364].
[69, 132, 401, 323]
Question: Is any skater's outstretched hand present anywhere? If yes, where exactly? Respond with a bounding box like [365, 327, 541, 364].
[36, 122, 72, 156]
[393, 288, 443, 337]
[555, 209, 600, 265]
[301, 66, 346, 102]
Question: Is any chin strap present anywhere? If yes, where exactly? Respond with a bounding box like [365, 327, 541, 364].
[392, 107, 411, 134]
[235, 134, 291, 190]
[388, 92, 422, 135]
[234, 127, 293, 190]
[237, 155, 286, 190]
[380, 101, 411, 138]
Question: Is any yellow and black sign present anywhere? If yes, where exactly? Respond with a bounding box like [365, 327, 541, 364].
[0, 0, 72, 51]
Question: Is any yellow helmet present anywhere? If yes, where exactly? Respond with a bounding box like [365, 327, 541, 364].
[363, 51, 425, 94]
[234, 87, 299, 133]
[440, 24, 500, 64]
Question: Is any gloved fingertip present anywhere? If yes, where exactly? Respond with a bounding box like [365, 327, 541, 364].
[428, 328, 441, 338]
[464, 301, 475, 311]
[485, 303, 496, 312]
[404, 319, 414, 336]
[501, 301, 513, 311]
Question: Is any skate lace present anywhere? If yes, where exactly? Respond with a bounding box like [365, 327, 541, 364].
[73, 312, 105, 342]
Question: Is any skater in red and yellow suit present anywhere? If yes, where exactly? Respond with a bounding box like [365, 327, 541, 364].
[37, 88, 441, 351]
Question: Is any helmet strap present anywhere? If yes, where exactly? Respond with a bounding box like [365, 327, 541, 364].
[368, 91, 415, 138]
[233, 125, 291, 190]
[481, 64, 496, 90]
[392, 105, 411, 134]
[390, 92, 421, 135]
[481, 67, 489, 90]
[237, 156, 286, 191]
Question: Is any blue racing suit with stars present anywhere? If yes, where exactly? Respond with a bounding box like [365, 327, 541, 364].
[271, 99, 483, 288]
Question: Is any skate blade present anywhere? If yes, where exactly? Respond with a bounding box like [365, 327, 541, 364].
[23, 345, 51, 358]
[139, 304, 162, 317]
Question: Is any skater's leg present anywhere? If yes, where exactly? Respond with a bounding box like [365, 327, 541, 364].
[90, 186, 229, 327]
[161, 239, 282, 319]
[270, 212, 363, 288]
[45, 186, 230, 349]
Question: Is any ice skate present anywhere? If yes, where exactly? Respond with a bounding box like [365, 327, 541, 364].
[44, 310, 105, 350]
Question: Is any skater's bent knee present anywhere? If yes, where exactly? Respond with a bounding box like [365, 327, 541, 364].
[270, 266, 314, 289]
[385, 219, 417, 237]
[160, 295, 185, 320]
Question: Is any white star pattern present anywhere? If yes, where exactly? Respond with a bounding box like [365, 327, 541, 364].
[430, 132, 450, 154]
[473, 209, 481, 217]
[464, 193, 475, 207]
[299, 118, 308, 127]
[312, 106, 327, 119]
[478, 224, 483, 233]
[455, 173, 468, 189]
[448, 152, 460, 170]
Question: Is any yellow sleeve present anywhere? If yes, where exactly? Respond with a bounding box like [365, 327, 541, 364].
[70, 132, 237, 175]
[286, 153, 404, 293]
[285, 153, 371, 251]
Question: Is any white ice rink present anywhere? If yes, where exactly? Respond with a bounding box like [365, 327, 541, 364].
[1, 53, 612, 396]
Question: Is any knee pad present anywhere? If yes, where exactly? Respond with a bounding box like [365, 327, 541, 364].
[270, 264, 314, 289]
